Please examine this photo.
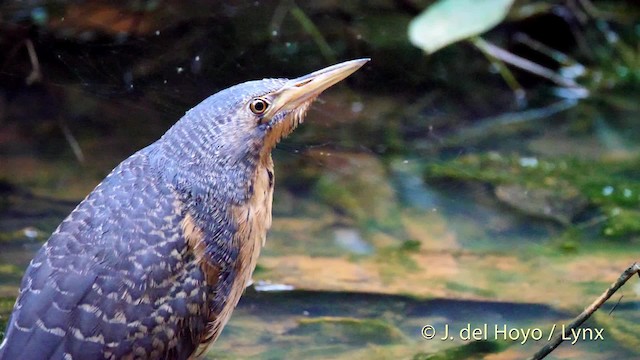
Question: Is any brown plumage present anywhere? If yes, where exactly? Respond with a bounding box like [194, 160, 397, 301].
[0, 59, 369, 359]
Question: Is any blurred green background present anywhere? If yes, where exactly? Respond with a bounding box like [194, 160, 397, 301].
[1, 0, 639, 359]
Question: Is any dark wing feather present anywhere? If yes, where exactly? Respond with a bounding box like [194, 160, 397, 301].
[0, 147, 213, 360]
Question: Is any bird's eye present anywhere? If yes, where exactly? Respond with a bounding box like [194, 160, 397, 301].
[250, 98, 269, 114]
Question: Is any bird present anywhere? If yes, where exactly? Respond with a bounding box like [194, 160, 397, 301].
[0, 58, 369, 359]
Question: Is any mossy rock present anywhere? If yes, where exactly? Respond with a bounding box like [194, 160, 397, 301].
[426, 152, 640, 236]
[494, 183, 587, 225]
[290, 316, 406, 345]
[412, 340, 507, 360]
[601, 207, 640, 237]
[306, 150, 404, 233]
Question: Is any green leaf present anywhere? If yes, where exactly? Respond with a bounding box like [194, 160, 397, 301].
[408, 0, 515, 54]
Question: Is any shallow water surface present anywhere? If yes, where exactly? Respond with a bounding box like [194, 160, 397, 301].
[1, 1, 640, 359]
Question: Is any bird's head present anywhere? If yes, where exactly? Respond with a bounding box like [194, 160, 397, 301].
[186, 59, 368, 163]
[157, 59, 369, 198]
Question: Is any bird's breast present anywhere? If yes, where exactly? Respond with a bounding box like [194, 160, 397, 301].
[189, 155, 275, 354]
[231, 154, 274, 289]
[217, 155, 274, 330]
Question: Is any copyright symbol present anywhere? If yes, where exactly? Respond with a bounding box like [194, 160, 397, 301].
[421, 325, 435, 339]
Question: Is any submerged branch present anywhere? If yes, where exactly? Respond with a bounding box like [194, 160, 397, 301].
[471, 37, 587, 93]
[60, 122, 85, 164]
[443, 99, 577, 146]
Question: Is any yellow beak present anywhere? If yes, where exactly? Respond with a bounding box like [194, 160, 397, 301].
[266, 58, 370, 117]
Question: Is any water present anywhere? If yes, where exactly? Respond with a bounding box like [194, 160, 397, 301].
[1, 1, 640, 359]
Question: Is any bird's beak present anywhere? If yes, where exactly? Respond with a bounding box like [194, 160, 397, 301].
[266, 58, 370, 117]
